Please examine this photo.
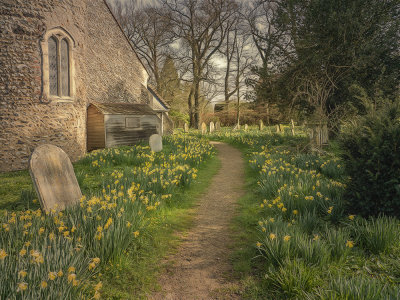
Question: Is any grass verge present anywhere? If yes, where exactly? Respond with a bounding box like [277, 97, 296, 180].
[228, 144, 270, 299]
[101, 154, 221, 299]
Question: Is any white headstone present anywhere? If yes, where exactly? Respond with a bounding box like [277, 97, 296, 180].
[201, 122, 207, 135]
[215, 121, 221, 131]
[291, 119, 295, 136]
[259, 120, 264, 130]
[29, 144, 82, 213]
[244, 124, 248, 131]
[209, 122, 215, 133]
[149, 134, 163, 152]
[184, 123, 189, 133]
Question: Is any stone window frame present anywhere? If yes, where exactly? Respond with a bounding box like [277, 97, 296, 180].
[40, 27, 75, 103]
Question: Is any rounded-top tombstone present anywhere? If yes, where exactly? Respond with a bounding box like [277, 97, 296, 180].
[215, 121, 221, 131]
[149, 134, 163, 152]
[209, 121, 215, 133]
[244, 124, 248, 131]
[259, 120, 264, 130]
[201, 122, 207, 135]
[29, 144, 82, 213]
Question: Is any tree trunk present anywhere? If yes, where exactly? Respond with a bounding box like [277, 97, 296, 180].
[193, 80, 200, 129]
[236, 86, 240, 126]
[188, 85, 195, 127]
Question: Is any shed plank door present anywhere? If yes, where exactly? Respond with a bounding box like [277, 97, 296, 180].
[87, 106, 105, 151]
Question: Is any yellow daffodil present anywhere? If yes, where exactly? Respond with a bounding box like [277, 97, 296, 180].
[48, 272, 57, 280]
[313, 234, 320, 241]
[18, 270, 27, 278]
[17, 282, 28, 292]
[94, 281, 103, 291]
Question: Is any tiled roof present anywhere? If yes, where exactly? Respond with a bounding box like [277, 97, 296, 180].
[90, 102, 156, 115]
[147, 85, 171, 110]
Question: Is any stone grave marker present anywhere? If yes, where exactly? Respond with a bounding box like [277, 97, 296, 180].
[291, 119, 295, 136]
[201, 122, 207, 134]
[215, 121, 221, 131]
[209, 121, 215, 133]
[149, 134, 163, 152]
[259, 120, 264, 130]
[29, 144, 82, 213]
[184, 123, 189, 133]
[244, 124, 248, 131]
[276, 124, 281, 133]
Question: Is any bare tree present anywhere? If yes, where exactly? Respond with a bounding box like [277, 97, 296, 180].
[159, 0, 238, 128]
[111, 0, 174, 90]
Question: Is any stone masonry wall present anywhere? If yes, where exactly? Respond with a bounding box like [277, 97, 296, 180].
[0, 0, 149, 172]
[85, 1, 148, 104]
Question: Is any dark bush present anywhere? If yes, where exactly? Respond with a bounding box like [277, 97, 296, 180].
[339, 100, 400, 218]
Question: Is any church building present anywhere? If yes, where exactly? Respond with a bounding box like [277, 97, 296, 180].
[0, 0, 171, 172]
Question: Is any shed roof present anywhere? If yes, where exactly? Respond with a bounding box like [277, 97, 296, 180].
[147, 85, 171, 110]
[90, 102, 157, 115]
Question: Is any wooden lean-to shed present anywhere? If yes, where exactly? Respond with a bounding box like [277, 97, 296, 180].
[87, 102, 161, 151]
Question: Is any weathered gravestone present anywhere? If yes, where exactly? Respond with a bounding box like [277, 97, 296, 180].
[201, 122, 207, 135]
[149, 134, 163, 152]
[291, 119, 295, 136]
[244, 124, 248, 131]
[259, 120, 264, 131]
[209, 122, 215, 133]
[215, 121, 221, 131]
[29, 144, 82, 213]
[276, 124, 281, 133]
[184, 123, 189, 133]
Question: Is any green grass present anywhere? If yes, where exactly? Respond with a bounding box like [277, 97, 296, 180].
[227, 144, 270, 299]
[0, 170, 37, 212]
[0, 136, 216, 299]
[210, 129, 400, 299]
[101, 154, 221, 299]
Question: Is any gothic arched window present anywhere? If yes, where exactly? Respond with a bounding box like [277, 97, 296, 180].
[41, 28, 75, 102]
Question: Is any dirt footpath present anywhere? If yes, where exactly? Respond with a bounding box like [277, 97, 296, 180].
[150, 142, 245, 300]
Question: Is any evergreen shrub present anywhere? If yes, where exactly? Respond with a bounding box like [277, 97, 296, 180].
[339, 100, 400, 217]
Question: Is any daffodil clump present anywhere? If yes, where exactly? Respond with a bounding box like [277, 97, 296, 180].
[206, 128, 400, 298]
[0, 135, 215, 299]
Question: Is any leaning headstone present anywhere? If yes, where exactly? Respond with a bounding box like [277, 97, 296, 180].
[276, 124, 281, 133]
[149, 134, 163, 152]
[184, 123, 189, 133]
[215, 121, 221, 131]
[209, 122, 215, 133]
[259, 120, 264, 131]
[201, 122, 207, 135]
[29, 144, 82, 213]
[244, 124, 248, 131]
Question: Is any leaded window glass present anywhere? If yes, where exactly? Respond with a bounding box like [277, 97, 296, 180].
[60, 39, 70, 97]
[48, 36, 58, 96]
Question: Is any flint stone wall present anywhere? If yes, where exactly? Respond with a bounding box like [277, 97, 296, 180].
[0, 0, 149, 172]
